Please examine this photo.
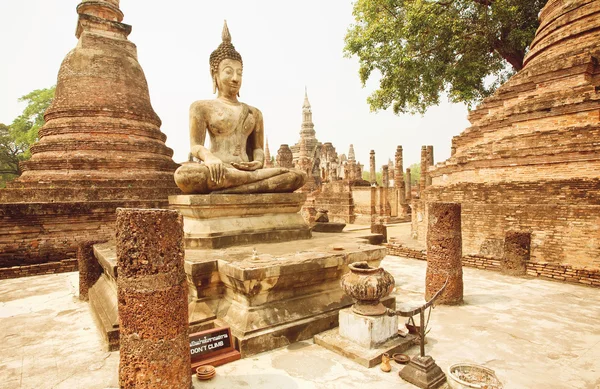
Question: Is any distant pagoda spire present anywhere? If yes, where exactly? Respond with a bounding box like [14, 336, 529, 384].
[348, 144, 356, 161]
[264, 137, 273, 168]
[300, 86, 315, 139]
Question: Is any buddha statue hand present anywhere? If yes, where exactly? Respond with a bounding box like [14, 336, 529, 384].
[231, 161, 262, 171]
[204, 156, 225, 184]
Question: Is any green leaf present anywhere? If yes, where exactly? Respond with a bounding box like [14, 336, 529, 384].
[344, 0, 545, 114]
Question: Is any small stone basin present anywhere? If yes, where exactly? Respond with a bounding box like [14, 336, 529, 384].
[447, 363, 503, 389]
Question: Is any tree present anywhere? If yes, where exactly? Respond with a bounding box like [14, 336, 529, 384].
[0, 86, 55, 187]
[408, 163, 420, 186]
[344, 0, 545, 114]
[362, 170, 383, 185]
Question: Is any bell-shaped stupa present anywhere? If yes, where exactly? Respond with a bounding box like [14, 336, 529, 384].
[0, 0, 180, 269]
[417, 0, 600, 271]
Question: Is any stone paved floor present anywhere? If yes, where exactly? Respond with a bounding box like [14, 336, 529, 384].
[1, 255, 599, 389]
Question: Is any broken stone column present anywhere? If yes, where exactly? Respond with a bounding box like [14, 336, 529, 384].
[425, 202, 463, 305]
[117, 209, 191, 389]
[371, 224, 388, 243]
[77, 240, 105, 301]
[370, 185, 377, 225]
[382, 165, 389, 188]
[276, 144, 294, 168]
[419, 146, 428, 196]
[426, 146, 434, 186]
[369, 150, 376, 185]
[395, 146, 406, 202]
[502, 231, 531, 276]
[405, 168, 412, 201]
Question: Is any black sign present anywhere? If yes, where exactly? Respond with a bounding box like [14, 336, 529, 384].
[189, 327, 232, 363]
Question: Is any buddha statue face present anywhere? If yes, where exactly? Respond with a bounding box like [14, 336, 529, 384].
[215, 59, 243, 97]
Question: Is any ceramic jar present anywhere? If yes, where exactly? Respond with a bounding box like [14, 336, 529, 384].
[340, 261, 395, 316]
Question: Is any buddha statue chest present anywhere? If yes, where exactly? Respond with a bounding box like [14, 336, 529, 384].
[207, 103, 256, 138]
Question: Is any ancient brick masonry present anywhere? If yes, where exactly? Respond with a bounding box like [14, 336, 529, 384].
[117, 209, 190, 389]
[386, 242, 600, 288]
[414, 0, 600, 273]
[502, 232, 531, 276]
[0, 0, 180, 272]
[425, 203, 463, 305]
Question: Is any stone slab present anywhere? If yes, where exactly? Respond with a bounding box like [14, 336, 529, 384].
[311, 222, 346, 233]
[169, 193, 312, 248]
[314, 327, 418, 368]
[339, 308, 398, 349]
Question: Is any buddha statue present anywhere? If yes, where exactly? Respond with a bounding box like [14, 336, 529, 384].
[174, 22, 307, 194]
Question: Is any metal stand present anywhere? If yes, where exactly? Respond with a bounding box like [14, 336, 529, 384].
[386, 278, 448, 389]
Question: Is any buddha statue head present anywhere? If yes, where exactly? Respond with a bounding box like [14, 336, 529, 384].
[209, 21, 243, 96]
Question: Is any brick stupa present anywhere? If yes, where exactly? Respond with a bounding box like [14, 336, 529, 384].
[0, 0, 180, 273]
[414, 0, 600, 272]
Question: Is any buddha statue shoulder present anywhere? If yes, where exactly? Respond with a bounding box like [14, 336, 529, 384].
[174, 22, 307, 194]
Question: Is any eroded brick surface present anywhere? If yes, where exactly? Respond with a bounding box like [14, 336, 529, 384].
[116, 208, 190, 389]
[502, 232, 531, 276]
[425, 203, 463, 305]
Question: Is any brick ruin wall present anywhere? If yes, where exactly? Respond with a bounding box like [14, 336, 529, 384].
[386, 242, 600, 288]
[0, 198, 169, 279]
[412, 179, 600, 270]
[411, 0, 600, 277]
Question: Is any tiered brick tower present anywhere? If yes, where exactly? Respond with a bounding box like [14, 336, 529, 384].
[0, 0, 179, 272]
[416, 0, 600, 270]
[291, 88, 321, 162]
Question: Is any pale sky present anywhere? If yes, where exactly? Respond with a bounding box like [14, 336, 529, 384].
[0, 0, 470, 168]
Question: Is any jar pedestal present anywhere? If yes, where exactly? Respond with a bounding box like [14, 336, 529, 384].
[314, 298, 418, 368]
[339, 308, 398, 349]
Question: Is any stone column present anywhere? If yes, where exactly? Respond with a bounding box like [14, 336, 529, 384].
[425, 203, 463, 305]
[394, 146, 405, 202]
[426, 145, 434, 186]
[382, 166, 391, 217]
[117, 209, 191, 389]
[502, 232, 531, 276]
[370, 185, 377, 225]
[369, 150, 376, 185]
[77, 240, 105, 301]
[382, 165, 389, 188]
[395, 146, 406, 217]
[419, 146, 428, 197]
[405, 168, 412, 201]
[276, 144, 294, 168]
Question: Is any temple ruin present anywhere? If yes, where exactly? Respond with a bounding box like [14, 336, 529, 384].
[411, 0, 600, 282]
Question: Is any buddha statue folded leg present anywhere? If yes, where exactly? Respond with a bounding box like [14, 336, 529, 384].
[174, 162, 307, 194]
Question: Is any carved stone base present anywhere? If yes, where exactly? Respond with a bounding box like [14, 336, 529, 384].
[88, 231, 388, 357]
[169, 193, 311, 248]
[399, 355, 447, 389]
[338, 308, 398, 349]
[314, 321, 417, 368]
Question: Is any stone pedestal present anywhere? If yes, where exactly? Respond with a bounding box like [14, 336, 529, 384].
[116, 209, 191, 389]
[169, 193, 311, 249]
[502, 231, 531, 276]
[314, 302, 417, 368]
[426, 202, 463, 305]
[88, 228, 388, 357]
[399, 355, 447, 389]
[339, 308, 397, 348]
